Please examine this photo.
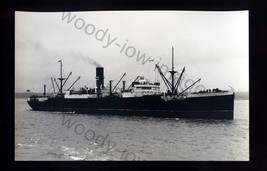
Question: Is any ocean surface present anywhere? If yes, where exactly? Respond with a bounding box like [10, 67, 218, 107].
[15, 99, 249, 161]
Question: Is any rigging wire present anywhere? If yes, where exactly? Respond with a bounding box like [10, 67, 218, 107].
[179, 54, 229, 87]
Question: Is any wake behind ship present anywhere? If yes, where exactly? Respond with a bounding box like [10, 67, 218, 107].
[27, 48, 235, 119]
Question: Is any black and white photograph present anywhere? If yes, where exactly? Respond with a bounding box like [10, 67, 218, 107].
[15, 11, 249, 161]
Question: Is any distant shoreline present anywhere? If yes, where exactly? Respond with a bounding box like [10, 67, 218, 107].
[15, 92, 249, 100]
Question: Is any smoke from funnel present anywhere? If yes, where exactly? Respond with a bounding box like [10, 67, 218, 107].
[68, 51, 102, 67]
[79, 55, 101, 67]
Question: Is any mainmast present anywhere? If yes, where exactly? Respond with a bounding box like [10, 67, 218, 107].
[58, 60, 65, 96]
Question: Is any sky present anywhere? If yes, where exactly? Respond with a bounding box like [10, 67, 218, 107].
[15, 11, 248, 93]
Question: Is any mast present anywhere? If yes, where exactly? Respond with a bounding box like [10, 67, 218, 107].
[156, 47, 200, 97]
[58, 60, 65, 96]
[60, 60, 63, 95]
[169, 47, 177, 94]
[172, 47, 174, 93]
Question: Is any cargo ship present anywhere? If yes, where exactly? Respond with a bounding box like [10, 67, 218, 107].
[27, 48, 235, 119]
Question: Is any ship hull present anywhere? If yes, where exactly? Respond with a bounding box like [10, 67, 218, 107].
[27, 93, 234, 119]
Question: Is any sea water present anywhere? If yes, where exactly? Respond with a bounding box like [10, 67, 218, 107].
[15, 99, 249, 161]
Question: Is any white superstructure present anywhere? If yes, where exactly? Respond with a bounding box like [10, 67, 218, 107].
[122, 76, 161, 97]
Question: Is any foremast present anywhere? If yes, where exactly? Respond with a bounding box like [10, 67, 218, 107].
[155, 47, 201, 99]
[170, 47, 177, 95]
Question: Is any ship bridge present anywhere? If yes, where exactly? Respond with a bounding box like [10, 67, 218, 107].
[122, 76, 161, 98]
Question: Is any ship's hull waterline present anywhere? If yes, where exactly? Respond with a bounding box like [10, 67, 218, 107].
[27, 93, 234, 119]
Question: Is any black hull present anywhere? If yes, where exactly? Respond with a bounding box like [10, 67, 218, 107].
[27, 93, 234, 119]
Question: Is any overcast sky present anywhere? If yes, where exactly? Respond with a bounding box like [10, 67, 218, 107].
[15, 11, 248, 93]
